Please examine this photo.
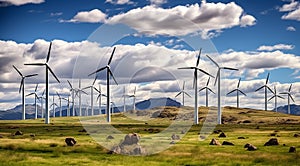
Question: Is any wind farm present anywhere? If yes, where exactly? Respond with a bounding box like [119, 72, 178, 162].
[1, 0, 300, 165]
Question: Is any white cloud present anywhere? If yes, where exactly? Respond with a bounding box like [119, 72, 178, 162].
[287, 26, 296, 31]
[280, 0, 300, 21]
[105, 0, 133, 5]
[50, 12, 63, 17]
[282, 7, 300, 20]
[63, 9, 107, 23]
[257, 44, 295, 51]
[149, 0, 167, 6]
[0, 0, 44, 6]
[104, 1, 256, 38]
[279, 0, 299, 12]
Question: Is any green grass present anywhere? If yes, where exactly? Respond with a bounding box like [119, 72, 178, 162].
[0, 107, 300, 165]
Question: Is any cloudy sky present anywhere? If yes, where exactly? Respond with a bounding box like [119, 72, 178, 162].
[1, 0, 300, 111]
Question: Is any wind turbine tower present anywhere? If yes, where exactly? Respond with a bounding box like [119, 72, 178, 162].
[199, 77, 215, 107]
[280, 84, 295, 114]
[269, 86, 284, 112]
[175, 81, 191, 106]
[26, 84, 39, 119]
[255, 73, 273, 111]
[226, 78, 246, 108]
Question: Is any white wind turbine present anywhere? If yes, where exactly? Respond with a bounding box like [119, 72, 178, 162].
[206, 55, 238, 125]
[67, 80, 77, 116]
[175, 81, 191, 106]
[62, 95, 72, 116]
[89, 47, 118, 122]
[129, 86, 137, 111]
[226, 78, 246, 108]
[269, 86, 284, 112]
[13, 65, 38, 120]
[56, 92, 65, 117]
[199, 77, 215, 107]
[95, 84, 106, 114]
[75, 79, 88, 116]
[50, 94, 58, 117]
[83, 76, 98, 116]
[26, 83, 39, 119]
[280, 84, 295, 114]
[25, 42, 60, 124]
[255, 73, 273, 111]
[178, 49, 214, 124]
[38, 90, 45, 118]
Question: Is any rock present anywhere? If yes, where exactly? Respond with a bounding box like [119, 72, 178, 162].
[170, 141, 176, 144]
[181, 130, 185, 134]
[122, 133, 140, 146]
[209, 138, 221, 146]
[30, 134, 35, 137]
[293, 133, 300, 137]
[289, 146, 296, 153]
[243, 120, 251, 123]
[213, 130, 222, 134]
[238, 136, 245, 139]
[256, 126, 260, 129]
[14, 130, 23, 136]
[109, 145, 122, 154]
[78, 129, 86, 132]
[65, 137, 76, 146]
[132, 146, 144, 155]
[171, 134, 180, 140]
[222, 141, 234, 146]
[270, 133, 277, 136]
[107, 135, 114, 139]
[264, 138, 279, 146]
[244, 143, 257, 151]
[218, 132, 226, 138]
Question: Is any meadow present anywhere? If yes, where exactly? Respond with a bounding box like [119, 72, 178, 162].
[0, 106, 300, 166]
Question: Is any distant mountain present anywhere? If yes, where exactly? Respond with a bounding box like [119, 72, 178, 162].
[0, 97, 181, 120]
[276, 104, 300, 115]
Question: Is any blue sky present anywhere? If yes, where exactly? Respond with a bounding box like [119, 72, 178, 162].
[1, 0, 300, 110]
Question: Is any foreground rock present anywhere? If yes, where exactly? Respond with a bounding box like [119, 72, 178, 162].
[14, 130, 23, 136]
[218, 132, 226, 138]
[289, 146, 296, 153]
[222, 141, 234, 146]
[109, 133, 145, 155]
[244, 143, 257, 151]
[171, 134, 180, 140]
[209, 138, 221, 146]
[264, 138, 279, 146]
[65, 137, 76, 146]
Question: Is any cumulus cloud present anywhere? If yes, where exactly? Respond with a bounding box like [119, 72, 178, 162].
[0, 0, 44, 6]
[105, 0, 133, 5]
[149, 0, 167, 6]
[257, 44, 295, 51]
[280, 0, 300, 21]
[62, 9, 107, 23]
[279, 0, 299, 12]
[286, 26, 296, 31]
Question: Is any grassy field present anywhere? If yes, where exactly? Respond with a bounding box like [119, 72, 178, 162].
[0, 106, 300, 166]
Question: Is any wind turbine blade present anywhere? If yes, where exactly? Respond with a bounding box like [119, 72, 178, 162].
[214, 70, 219, 86]
[82, 86, 90, 90]
[237, 78, 241, 88]
[274, 86, 277, 94]
[197, 68, 215, 78]
[88, 66, 107, 76]
[24, 63, 46, 66]
[255, 85, 264, 92]
[279, 92, 288, 95]
[108, 47, 116, 65]
[290, 94, 295, 102]
[207, 88, 215, 94]
[266, 73, 270, 84]
[67, 80, 73, 89]
[268, 96, 275, 101]
[196, 48, 202, 67]
[47, 66, 60, 83]
[25, 74, 38, 78]
[56, 91, 60, 98]
[134, 86, 136, 95]
[92, 75, 97, 86]
[222, 67, 239, 71]
[42, 89, 45, 96]
[34, 84, 38, 92]
[206, 55, 219, 68]
[109, 70, 118, 85]
[239, 90, 247, 96]
[13, 65, 23, 76]
[193, 70, 196, 88]
[46, 42, 52, 63]
[198, 87, 206, 92]
[289, 84, 292, 92]
[175, 92, 182, 98]
[227, 89, 236, 95]
[178, 67, 194, 70]
[267, 86, 274, 94]
[26, 93, 35, 97]
[19, 78, 24, 93]
[206, 77, 210, 86]
[278, 95, 285, 99]
[93, 87, 100, 93]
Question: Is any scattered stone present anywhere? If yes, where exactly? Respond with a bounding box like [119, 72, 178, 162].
[107, 135, 114, 140]
[264, 138, 279, 146]
[199, 135, 206, 140]
[0, 134, 3, 138]
[243, 120, 251, 123]
[283, 144, 286, 146]
[293, 133, 300, 137]
[256, 126, 260, 129]
[14, 130, 23, 136]
[171, 134, 180, 140]
[147, 128, 154, 133]
[218, 132, 226, 138]
[109, 133, 145, 155]
[244, 143, 257, 151]
[289, 146, 296, 153]
[181, 130, 185, 134]
[170, 141, 176, 144]
[213, 130, 222, 134]
[30, 134, 35, 137]
[238, 136, 245, 139]
[78, 129, 86, 132]
[270, 133, 277, 136]
[209, 138, 221, 146]
[65, 137, 76, 146]
[121, 133, 140, 146]
[109, 145, 122, 154]
[222, 141, 234, 146]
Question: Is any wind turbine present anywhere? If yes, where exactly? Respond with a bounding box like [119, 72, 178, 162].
[25, 42, 60, 124]
[206, 55, 238, 125]
[280, 84, 295, 114]
[62, 95, 72, 116]
[122, 86, 132, 112]
[26, 84, 39, 119]
[129, 86, 137, 111]
[255, 73, 273, 111]
[175, 81, 191, 106]
[89, 47, 118, 122]
[56, 92, 64, 117]
[13, 65, 38, 120]
[50, 94, 58, 117]
[178, 49, 214, 124]
[75, 79, 88, 116]
[226, 78, 246, 108]
[38, 90, 45, 118]
[269, 86, 284, 112]
[82, 76, 98, 116]
[95, 84, 106, 114]
[67, 80, 77, 116]
[199, 77, 215, 107]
